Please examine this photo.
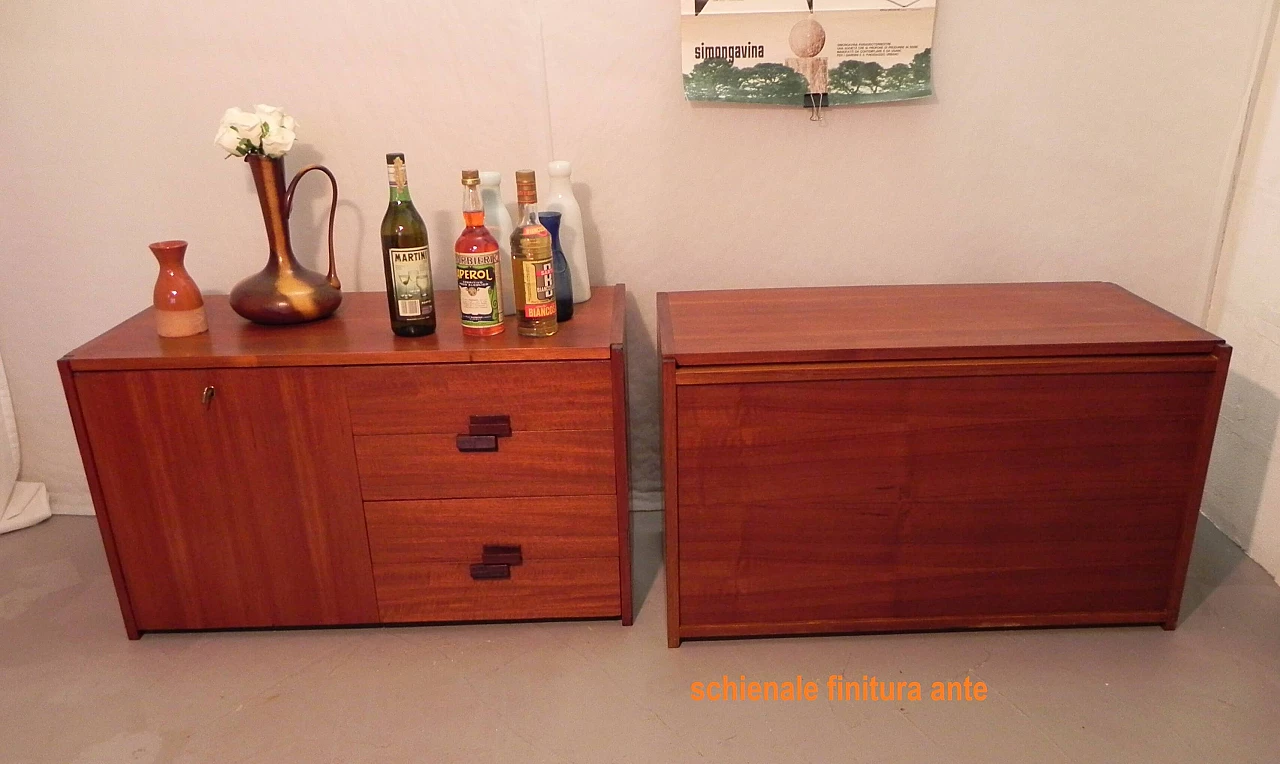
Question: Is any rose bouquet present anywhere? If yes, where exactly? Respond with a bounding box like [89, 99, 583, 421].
[214, 104, 297, 158]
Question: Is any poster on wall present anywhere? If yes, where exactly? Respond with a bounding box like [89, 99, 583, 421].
[681, 0, 936, 108]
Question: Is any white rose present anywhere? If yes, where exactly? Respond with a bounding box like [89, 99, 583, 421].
[262, 125, 296, 158]
[253, 105, 296, 157]
[254, 104, 284, 134]
[220, 107, 263, 148]
[214, 123, 243, 155]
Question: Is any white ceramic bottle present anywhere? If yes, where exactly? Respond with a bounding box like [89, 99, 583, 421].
[479, 171, 516, 315]
[545, 160, 591, 303]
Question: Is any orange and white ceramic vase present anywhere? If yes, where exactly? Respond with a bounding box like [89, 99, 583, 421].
[149, 240, 208, 338]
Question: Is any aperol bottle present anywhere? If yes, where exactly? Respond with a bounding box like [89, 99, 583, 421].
[454, 170, 504, 336]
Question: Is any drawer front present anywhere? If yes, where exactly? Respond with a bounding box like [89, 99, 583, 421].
[355, 430, 616, 501]
[366, 496, 619, 564]
[676, 371, 1214, 628]
[345, 361, 612, 435]
[375, 558, 620, 622]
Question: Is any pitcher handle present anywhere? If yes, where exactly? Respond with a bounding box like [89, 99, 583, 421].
[284, 164, 342, 290]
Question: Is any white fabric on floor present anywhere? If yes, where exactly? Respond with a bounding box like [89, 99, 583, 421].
[0, 350, 50, 534]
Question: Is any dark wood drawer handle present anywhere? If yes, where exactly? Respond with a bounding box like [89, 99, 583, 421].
[469, 414, 512, 438]
[456, 434, 498, 453]
[482, 544, 523, 566]
[469, 563, 511, 581]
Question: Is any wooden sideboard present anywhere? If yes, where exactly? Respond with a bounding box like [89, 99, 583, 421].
[659, 283, 1230, 646]
[59, 287, 631, 639]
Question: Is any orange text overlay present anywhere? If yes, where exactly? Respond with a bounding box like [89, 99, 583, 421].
[690, 675, 988, 703]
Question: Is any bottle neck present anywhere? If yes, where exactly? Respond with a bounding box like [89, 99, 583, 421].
[463, 184, 485, 227]
[388, 164, 412, 203]
[517, 201, 540, 226]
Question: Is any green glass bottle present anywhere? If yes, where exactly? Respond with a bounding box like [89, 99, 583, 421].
[380, 153, 436, 337]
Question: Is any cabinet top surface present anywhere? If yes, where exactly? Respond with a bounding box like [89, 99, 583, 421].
[657, 282, 1224, 366]
[64, 286, 625, 371]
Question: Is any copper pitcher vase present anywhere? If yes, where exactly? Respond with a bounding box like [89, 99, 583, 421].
[229, 154, 342, 324]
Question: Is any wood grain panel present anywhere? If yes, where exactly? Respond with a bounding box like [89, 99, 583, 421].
[1165, 343, 1233, 627]
[676, 610, 1171, 641]
[58, 360, 140, 639]
[659, 283, 1223, 366]
[611, 343, 634, 626]
[677, 379, 909, 507]
[680, 558, 1174, 626]
[662, 357, 682, 646]
[354, 430, 615, 501]
[74, 367, 378, 632]
[906, 373, 1209, 502]
[375, 558, 620, 623]
[675, 354, 1221, 386]
[365, 496, 618, 564]
[675, 370, 1213, 631]
[345, 361, 611, 435]
[63, 286, 623, 372]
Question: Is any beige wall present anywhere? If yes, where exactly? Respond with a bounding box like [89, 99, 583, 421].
[0, 1, 1273, 512]
[1206, 16, 1280, 582]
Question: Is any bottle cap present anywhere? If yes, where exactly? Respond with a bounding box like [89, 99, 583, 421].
[548, 160, 572, 178]
[478, 171, 502, 187]
[461, 169, 480, 186]
[387, 154, 408, 189]
[515, 170, 538, 204]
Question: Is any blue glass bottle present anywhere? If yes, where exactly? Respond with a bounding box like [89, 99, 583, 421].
[539, 211, 574, 322]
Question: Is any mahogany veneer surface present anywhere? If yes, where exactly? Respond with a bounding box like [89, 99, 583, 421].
[659, 282, 1230, 646]
[365, 496, 619, 564]
[354, 430, 617, 501]
[61, 286, 631, 638]
[345, 360, 613, 435]
[64, 290, 619, 371]
[659, 282, 1223, 366]
[74, 367, 378, 631]
[374, 559, 621, 623]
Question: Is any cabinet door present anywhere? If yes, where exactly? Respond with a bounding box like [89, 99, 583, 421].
[676, 368, 1216, 631]
[76, 367, 378, 631]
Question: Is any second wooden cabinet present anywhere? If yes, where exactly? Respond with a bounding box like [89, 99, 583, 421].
[61, 288, 631, 639]
[660, 283, 1231, 646]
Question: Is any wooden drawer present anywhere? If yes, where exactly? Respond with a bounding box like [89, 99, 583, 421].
[366, 496, 618, 564]
[345, 361, 612, 435]
[354, 430, 615, 501]
[374, 558, 621, 623]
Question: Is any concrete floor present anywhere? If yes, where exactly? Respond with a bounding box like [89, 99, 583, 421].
[2, 513, 1279, 764]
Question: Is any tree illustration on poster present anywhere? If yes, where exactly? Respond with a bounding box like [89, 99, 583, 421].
[685, 48, 930, 105]
[681, 0, 937, 107]
[687, 59, 809, 104]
